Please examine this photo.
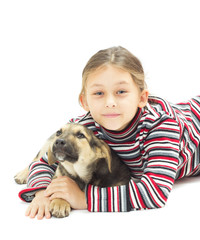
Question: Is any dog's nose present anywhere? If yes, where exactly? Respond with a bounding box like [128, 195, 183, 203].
[55, 139, 66, 147]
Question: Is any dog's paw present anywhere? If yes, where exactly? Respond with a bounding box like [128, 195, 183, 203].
[50, 199, 71, 218]
[14, 168, 29, 184]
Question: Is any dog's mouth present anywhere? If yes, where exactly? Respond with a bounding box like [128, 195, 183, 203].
[54, 151, 67, 161]
[53, 150, 78, 163]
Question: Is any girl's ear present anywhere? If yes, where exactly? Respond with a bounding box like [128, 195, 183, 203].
[80, 94, 90, 112]
[138, 89, 149, 108]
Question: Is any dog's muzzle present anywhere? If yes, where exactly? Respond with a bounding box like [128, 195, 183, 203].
[52, 138, 78, 163]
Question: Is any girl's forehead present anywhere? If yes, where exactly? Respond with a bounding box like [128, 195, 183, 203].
[86, 65, 133, 87]
[88, 81, 130, 89]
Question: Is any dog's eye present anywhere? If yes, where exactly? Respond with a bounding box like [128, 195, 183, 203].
[56, 129, 62, 136]
[76, 132, 85, 139]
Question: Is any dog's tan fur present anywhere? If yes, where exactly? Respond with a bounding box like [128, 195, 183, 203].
[15, 123, 130, 218]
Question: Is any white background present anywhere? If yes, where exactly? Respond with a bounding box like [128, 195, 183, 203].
[1, 0, 200, 239]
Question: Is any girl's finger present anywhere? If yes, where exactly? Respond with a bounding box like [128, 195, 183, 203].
[37, 205, 45, 220]
[45, 206, 51, 219]
[49, 192, 66, 201]
[44, 184, 68, 196]
[25, 205, 31, 216]
[29, 204, 39, 219]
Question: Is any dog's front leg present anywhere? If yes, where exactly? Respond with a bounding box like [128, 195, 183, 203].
[50, 198, 71, 218]
[49, 166, 71, 218]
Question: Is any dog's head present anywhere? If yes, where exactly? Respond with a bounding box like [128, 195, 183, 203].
[48, 123, 111, 172]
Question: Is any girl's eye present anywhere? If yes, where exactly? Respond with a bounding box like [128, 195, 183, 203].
[94, 91, 104, 96]
[117, 90, 127, 94]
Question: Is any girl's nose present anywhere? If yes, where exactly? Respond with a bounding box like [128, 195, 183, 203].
[105, 95, 117, 108]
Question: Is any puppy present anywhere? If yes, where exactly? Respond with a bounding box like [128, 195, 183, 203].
[15, 123, 131, 217]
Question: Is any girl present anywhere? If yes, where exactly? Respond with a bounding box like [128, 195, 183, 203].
[19, 46, 200, 219]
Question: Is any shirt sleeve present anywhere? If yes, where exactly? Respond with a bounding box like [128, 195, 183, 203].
[18, 153, 58, 202]
[85, 118, 180, 212]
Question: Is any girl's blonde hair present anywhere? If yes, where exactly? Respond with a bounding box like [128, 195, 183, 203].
[79, 46, 147, 105]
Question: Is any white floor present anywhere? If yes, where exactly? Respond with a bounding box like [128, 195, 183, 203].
[1, 1, 200, 239]
[3, 175, 200, 240]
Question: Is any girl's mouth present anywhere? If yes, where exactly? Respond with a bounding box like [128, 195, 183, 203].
[102, 114, 121, 118]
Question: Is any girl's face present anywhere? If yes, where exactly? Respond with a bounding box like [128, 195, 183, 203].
[81, 65, 148, 131]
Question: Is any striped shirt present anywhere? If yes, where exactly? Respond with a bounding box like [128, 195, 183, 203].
[19, 95, 200, 212]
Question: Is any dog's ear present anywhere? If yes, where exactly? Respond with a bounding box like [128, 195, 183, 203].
[88, 128, 112, 172]
[48, 147, 57, 165]
[98, 140, 112, 173]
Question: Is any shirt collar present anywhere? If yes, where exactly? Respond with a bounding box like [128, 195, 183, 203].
[95, 108, 144, 141]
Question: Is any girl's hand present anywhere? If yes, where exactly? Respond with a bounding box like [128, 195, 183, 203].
[44, 176, 87, 210]
[25, 190, 51, 220]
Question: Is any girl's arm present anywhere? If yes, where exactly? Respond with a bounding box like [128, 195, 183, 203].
[18, 153, 58, 202]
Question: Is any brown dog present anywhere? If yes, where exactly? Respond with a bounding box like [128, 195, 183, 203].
[15, 123, 131, 217]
